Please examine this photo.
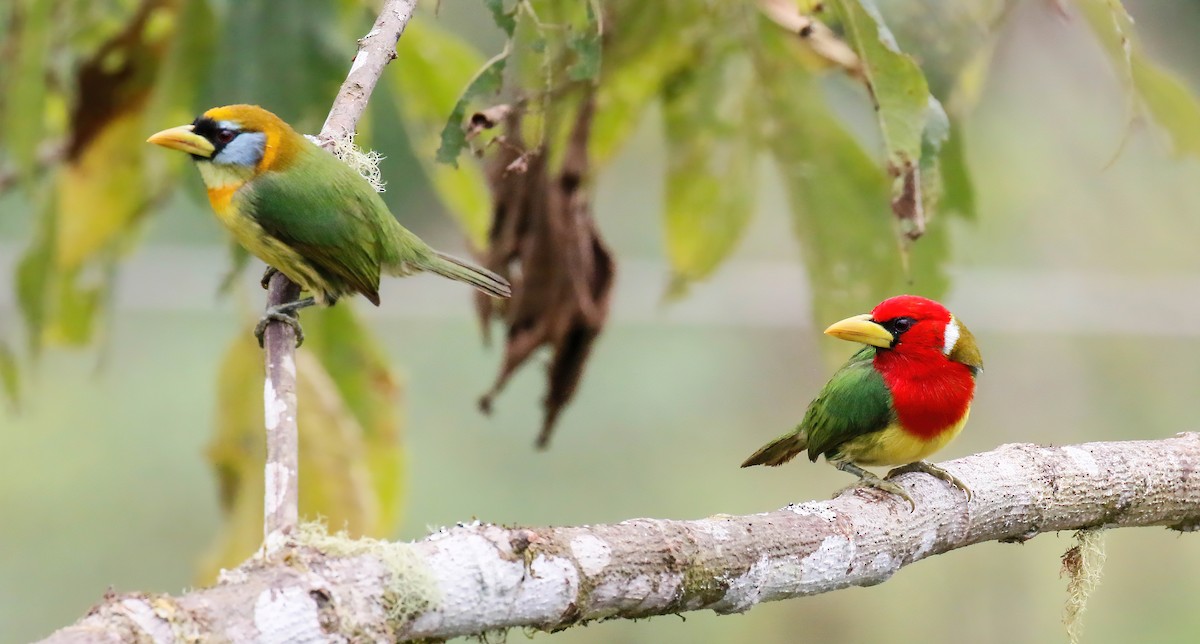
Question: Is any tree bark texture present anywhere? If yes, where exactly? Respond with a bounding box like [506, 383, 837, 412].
[39, 434, 1200, 643]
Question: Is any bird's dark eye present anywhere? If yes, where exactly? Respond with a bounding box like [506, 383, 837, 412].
[215, 128, 237, 144]
[890, 317, 915, 334]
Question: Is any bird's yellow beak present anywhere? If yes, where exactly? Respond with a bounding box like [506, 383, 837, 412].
[824, 313, 894, 349]
[146, 124, 215, 158]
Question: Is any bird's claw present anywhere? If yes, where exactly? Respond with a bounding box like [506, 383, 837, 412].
[255, 310, 304, 348]
[851, 476, 916, 512]
[835, 461, 916, 511]
[889, 461, 973, 502]
[260, 266, 279, 290]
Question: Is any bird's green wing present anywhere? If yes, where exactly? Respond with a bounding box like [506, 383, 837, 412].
[243, 157, 386, 304]
[802, 346, 896, 461]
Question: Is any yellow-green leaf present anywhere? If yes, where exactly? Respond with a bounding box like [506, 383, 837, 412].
[301, 305, 405, 533]
[662, 53, 759, 295]
[46, 268, 106, 346]
[394, 18, 495, 248]
[0, 341, 19, 412]
[15, 185, 56, 355]
[56, 109, 148, 269]
[591, 3, 702, 166]
[199, 309, 404, 582]
[2, 0, 52, 178]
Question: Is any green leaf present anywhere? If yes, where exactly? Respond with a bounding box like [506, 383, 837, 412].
[394, 19, 495, 248]
[434, 48, 508, 167]
[483, 0, 516, 37]
[829, 0, 930, 170]
[1081, 0, 1200, 157]
[566, 1, 601, 82]
[757, 30, 949, 350]
[146, 0, 217, 150]
[205, 0, 351, 132]
[829, 0, 939, 239]
[938, 115, 976, 219]
[661, 53, 759, 295]
[0, 341, 19, 412]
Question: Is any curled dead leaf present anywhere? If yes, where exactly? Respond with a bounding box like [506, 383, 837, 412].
[475, 91, 615, 449]
[758, 0, 861, 75]
[890, 162, 924, 241]
[466, 104, 513, 139]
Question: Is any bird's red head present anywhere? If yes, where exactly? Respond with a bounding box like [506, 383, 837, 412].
[868, 295, 953, 356]
[824, 294, 981, 371]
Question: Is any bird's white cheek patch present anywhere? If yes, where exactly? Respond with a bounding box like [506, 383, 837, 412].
[943, 316, 960, 356]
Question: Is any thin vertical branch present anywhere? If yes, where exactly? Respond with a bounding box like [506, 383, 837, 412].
[261, 274, 301, 542]
[260, 0, 419, 545]
[320, 0, 419, 146]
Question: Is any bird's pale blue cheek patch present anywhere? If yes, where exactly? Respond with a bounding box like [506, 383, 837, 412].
[213, 131, 267, 167]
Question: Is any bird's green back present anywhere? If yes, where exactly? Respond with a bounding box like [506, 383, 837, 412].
[801, 346, 895, 461]
[241, 142, 429, 304]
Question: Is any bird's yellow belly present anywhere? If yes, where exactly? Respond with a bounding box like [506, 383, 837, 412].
[208, 186, 332, 303]
[836, 406, 971, 466]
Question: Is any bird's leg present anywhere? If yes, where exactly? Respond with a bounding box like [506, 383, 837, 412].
[889, 461, 973, 502]
[835, 461, 916, 511]
[260, 266, 279, 290]
[254, 297, 316, 348]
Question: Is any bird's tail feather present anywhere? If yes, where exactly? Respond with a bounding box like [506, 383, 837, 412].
[740, 431, 808, 468]
[423, 251, 512, 299]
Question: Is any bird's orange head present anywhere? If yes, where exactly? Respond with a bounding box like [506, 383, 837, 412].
[146, 104, 304, 176]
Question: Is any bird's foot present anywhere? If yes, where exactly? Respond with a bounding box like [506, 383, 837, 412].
[260, 266, 279, 290]
[836, 461, 915, 511]
[254, 297, 316, 348]
[254, 311, 304, 348]
[889, 461, 973, 502]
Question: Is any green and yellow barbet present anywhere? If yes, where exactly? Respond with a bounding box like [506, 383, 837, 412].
[742, 295, 983, 508]
[148, 104, 510, 344]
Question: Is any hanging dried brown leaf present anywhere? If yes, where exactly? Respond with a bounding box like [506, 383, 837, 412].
[476, 92, 615, 449]
[66, 0, 176, 161]
[890, 162, 924, 241]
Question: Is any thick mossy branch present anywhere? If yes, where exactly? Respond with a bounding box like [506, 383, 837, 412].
[40, 434, 1200, 643]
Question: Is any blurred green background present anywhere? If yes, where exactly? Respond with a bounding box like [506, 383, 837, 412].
[3, 1, 1200, 642]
